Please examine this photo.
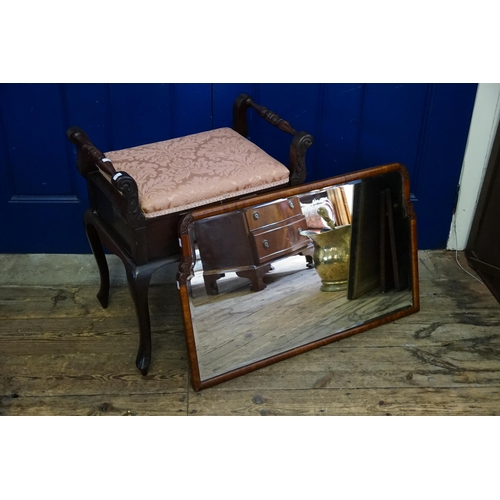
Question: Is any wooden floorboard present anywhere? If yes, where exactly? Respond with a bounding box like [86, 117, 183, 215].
[187, 387, 500, 416]
[1, 250, 500, 416]
[1, 393, 187, 416]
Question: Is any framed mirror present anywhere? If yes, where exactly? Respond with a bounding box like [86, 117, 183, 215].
[177, 163, 419, 391]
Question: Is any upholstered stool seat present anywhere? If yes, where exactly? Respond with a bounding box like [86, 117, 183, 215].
[67, 93, 313, 376]
[105, 127, 290, 218]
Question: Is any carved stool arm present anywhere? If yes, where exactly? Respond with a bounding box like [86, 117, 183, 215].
[67, 127, 117, 179]
[232, 94, 314, 186]
[67, 127, 144, 222]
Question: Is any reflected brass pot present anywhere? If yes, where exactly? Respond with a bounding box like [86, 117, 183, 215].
[299, 225, 352, 291]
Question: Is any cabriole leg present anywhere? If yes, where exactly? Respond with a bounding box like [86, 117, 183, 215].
[125, 264, 154, 376]
[85, 220, 110, 309]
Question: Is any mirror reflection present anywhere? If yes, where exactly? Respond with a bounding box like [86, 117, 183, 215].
[178, 165, 418, 390]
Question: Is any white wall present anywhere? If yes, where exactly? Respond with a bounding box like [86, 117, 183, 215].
[447, 83, 500, 250]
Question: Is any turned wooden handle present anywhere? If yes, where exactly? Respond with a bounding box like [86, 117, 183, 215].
[66, 126, 117, 178]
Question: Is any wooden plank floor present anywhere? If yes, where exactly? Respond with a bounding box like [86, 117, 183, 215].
[1, 250, 500, 416]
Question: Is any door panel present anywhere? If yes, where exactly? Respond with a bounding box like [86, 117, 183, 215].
[0, 84, 88, 253]
[213, 83, 477, 248]
[411, 84, 479, 248]
[2, 85, 74, 197]
[315, 83, 365, 180]
[0, 83, 476, 253]
[0, 83, 212, 253]
[356, 83, 430, 179]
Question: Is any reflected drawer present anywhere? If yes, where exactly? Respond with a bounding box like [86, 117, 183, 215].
[245, 196, 302, 231]
[252, 215, 310, 263]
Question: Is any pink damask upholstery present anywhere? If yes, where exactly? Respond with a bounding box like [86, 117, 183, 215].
[105, 127, 290, 218]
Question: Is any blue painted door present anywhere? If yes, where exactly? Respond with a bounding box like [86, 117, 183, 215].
[213, 83, 477, 249]
[0, 83, 476, 252]
[0, 84, 212, 253]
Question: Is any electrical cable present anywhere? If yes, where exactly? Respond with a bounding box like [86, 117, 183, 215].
[453, 216, 484, 284]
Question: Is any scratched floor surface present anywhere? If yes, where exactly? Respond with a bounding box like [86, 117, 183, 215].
[1, 250, 500, 416]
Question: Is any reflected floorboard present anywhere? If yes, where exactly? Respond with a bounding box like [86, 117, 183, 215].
[189, 255, 412, 380]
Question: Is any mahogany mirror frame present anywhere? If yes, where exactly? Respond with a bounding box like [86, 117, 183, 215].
[177, 163, 420, 391]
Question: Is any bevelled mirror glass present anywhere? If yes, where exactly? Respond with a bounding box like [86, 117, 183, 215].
[177, 163, 419, 391]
